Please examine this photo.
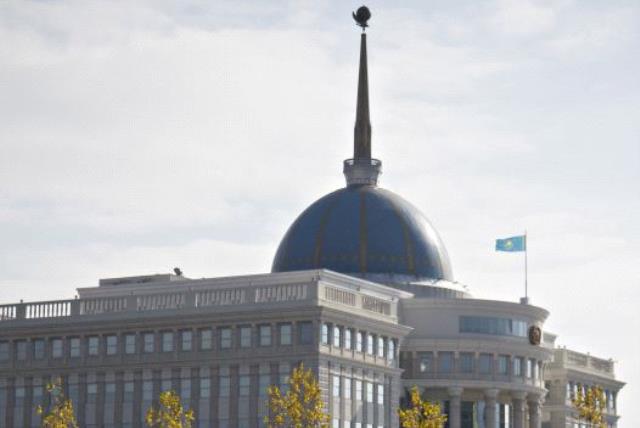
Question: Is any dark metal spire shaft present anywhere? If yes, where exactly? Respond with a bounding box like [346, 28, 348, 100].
[354, 32, 371, 160]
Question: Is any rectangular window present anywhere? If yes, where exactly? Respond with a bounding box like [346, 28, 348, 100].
[513, 357, 523, 377]
[0, 342, 8, 361]
[279, 324, 292, 346]
[388, 339, 395, 360]
[200, 377, 211, 398]
[51, 338, 63, 358]
[143, 333, 155, 353]
[219, 376, 230, 397]
[460, 353, 474, 373]
[333, 326, 341, 347]
[533, 361, 539, 379]
[259, 325, 272, 346]
[33, 339, 45, 359]
[143, 381, 153, 401]
[219, 328, 232, 349]
[498, 355, 509, 375]
[419, 352, 433, 373]
[366, 334, 374, 355]
[162, 332, 173, 352]
[355, 380, 362, 401]
[181, 330, 192, 351]
[88, 336, 99, 356]
[298, 322, 313, 345]
[69, 337, 80, 358]
[259, 374, 271, 397]
[438, 352, 453, 374]
[479, 354, 492, 374]
[236, 326, 250, 348]
[344, 377, 351, 399]
[239, 375, 250, 396]
[106, 335, 118, 355]
[333, 419, 340, 428]
[125, 334, 136, 354]
[321, 323, 330, 345]
[526, 358, 533, 378]
[200, 329, 212, 350]
[366, 382, 373, 403]
[181, 379, 191, 401]
[356, 332, 363, 352]
[105, 382, 116, 402]
[344, 329, 352, 350]
[16, 340, 27, 360]
[124, 381, 134, 401]
[377, 337, 385, 358]
[377, 384, 384, 405]
[161, 379, 172, 392]
[87, 383, 98, 402]
[332, 375, 340, 397]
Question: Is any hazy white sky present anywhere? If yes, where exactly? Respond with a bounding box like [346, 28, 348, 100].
[1, 0, 638, 423]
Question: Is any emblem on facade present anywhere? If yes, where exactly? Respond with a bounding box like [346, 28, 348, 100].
[528, 325, 542, 346]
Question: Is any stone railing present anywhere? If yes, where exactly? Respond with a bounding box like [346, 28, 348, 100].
[562, 349, 614, 376]
[0, 282, 320, 323]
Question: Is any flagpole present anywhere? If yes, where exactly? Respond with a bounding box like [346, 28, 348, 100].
[524, 230, 528, 301]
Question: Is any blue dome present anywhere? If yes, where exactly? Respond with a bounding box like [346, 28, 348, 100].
[272, 185, 453, 282]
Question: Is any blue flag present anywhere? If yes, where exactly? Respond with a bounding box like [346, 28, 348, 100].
[496, 235, 526, 252]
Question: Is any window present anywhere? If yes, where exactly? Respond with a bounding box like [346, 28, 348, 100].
[526, 358, 533, 378]
[143, 333, 155, 353]
[280, 324, 292, 345]
[16, 340, 27, 360]
[240, 326, 252, 348]
[377, 337, 385, 358]
[438, 352, 453, 373]
[513, 357, 523, 377]
[377, 384, 384, 405]
[106, 335, 118, 355]
[259, 325, 271, 346]
[344, 329, 352, 350]
[125, 334, 136, 354]
[0, 342, 8, 361]
[333, 326, 341, 347]
[356, 331, 363, 352]
[479, 354, 492, 374]
[88, 336, 99, 356]
[355, 380, 362, 401]
[366, 334, 374, 355]
[498, 355, 509, 375]
[460, 353, 474, 373]
[200, 329, 212, 350]
[321, 323, 330, 345]
[143, 381, 153, 401]
[344, 378, 351, 399]
[419, 352, 433, 373]
[332, 375, 340, 397]
[239, 375, 250, 396]
[298, 322, 313, 345]
[366, 382, 373, 403]
[124, 381, 134, 402]
[219, 377, 230, 397]
[105, 382, 116, 402]
[181, 379, 191, 401]
[534, 361, 540, 379]
[388, 339, 395, 361]
[200, 377, 211, 398]
[219, 328, 232, 349]
[162, 332, 173, 352]
[87, 383, 98, 402]
[333, 419, 340, 428]
[51, 339, 63, 358]
[259, 374, 271, 397]
[181, 330, 192, 351]
[33, 339, 45, 359]
[459, 316, 528, 337]
[162, 379, 172, 392]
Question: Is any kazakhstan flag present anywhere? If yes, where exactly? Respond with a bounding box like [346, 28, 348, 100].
[496, 235, 526, 252]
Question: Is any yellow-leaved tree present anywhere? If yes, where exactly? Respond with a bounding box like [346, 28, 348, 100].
[145, 390, 195, 428]
[572, 385, 607, 428]
[265, 362, 330, 428]
[398, 386, 447, 428]
[36, 378, 79, 428]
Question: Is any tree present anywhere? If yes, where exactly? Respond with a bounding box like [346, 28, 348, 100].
[145, 390, 195, 428]
[36, 378, 79, 428]
[398, 386, 447, 428]
[265, 362, 330, 428]
[572, 385, 607, 428]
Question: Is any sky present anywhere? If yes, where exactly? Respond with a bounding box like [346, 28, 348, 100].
[1, 0, 639, 423]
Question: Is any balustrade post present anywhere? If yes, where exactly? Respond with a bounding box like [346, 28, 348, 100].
[15, 303, 26, 320]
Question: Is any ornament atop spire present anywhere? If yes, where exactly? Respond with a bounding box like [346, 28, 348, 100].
[352, 6, 371, 31]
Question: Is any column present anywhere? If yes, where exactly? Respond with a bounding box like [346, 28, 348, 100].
[512, 391, 527, 428]
[447, 386, 463, 428]
[527, 394, 542, 428]
[484, 388, 499, 428]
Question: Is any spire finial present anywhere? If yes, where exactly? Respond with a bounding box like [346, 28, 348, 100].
[343, 6, 381, 187]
